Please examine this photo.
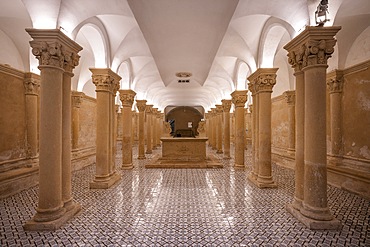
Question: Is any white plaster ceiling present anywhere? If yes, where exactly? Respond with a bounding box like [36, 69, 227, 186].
[0, 0, 370, 112]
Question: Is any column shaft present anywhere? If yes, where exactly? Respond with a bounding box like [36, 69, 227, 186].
[137, 100, 147, 159]
[222, 100, 232, 159]
[216, 105, 223, 154]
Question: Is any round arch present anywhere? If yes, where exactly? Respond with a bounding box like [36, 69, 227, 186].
[166, 106, 203, 136]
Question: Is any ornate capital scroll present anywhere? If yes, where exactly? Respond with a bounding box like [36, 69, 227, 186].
[89, 68, 122, 94]
[326, 70, 344, 93]
[284, 91, 296, 106]
[71, 91, 84, 108]
[24, 72, 40, 95]
[231, 90, 248, 108]
[221, 99, 232, 113]
[119, 89, 136, 107]
[215, 105, 223, 114]
[136, 100, 147, 113]
[248, 68, 278, 93]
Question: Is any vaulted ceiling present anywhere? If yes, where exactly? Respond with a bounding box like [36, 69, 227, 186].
[0, 0, 369, 112]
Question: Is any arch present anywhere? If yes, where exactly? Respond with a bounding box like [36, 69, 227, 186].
[0, 29, 24, 71]
[234, 60, 251, 90]
[345, 26, 370, 68]
[117, 59, 133, 89]
[258, 17, 295, 69]
[166, 106, 204, 136]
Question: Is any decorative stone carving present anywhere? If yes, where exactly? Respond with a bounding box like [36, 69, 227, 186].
[197, 121, 206, 137]
[30, 41, 65, 68]
[71, 92, 84, 108]
[119, 90, 136, 107]
[164, 122, 172, 137]
[221, 99, 232, 112]
[63, 51, 80, 73]
[284, 91, 296, 106]
[254, 73, 277, 93]
[231, 91, 247, 107]
[24, 73, 40, 95]
[136, 100, 147, 112]
[92, 75, 114, 92]
[326, 70, 344, 93]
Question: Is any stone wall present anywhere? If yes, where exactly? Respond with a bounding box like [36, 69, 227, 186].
[0, 65, 39, 198]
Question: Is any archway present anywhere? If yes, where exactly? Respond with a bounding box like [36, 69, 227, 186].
[166, 106, 203, 137]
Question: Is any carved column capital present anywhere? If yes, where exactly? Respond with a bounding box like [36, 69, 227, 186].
[248, 68, 278, 93]
[146, 105, 153, 114]
[119, 89, 136, 107]
[284, 91, 296, 106]
[284, 26, 341, 71]
[71, 91, 84, 108]
[221, 99, 232, 113]
[136, 100, 147, 112]
[231, 90, 248, 108]
[26, 29, 83, 70]
[326, 70, 344, 93]
[215, 105, 223, 115]
[24, 72, 40, 95]
[249, 104, 253, 114]
[90, 68, 122, 94]
[248, 81, 256, 96]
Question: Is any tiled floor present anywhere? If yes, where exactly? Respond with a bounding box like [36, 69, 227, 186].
[1, 144, 369, 246]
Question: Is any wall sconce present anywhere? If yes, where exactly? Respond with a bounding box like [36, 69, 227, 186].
[315, 0, 330, 26]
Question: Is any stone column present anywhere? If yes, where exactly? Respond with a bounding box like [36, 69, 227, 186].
[284, 26, 341, 230]
[230, 113, 235, 145]
[145, 105, 153, 154]
[136, 100, 147, 159]
[62, 49, 81, 213]
[327, 70, 344, 158]
[23, 72, 40, 158]
[222, 99, 232, 159]
[248, 68, 278, 188]
[119, 89, 136, 169]
[211, 109, 217, 150]
[89, 68, 121, 189]
[71, 92, 83, 150]
[152, 108, 158, 149]
[24, 28, 82, 231]
[284, 91, 296, 154]
[231, 90, 248, 168]
[248, 81, 259, 180]
[215, 105, 223, 154]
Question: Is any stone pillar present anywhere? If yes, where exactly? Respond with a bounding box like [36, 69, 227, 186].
[119, 90, 136, 169]
[145, 105, 153, 154]
[284, 26, 341, 230]
[231, 90, 248, 168]
[152, 108, 158, 149]
[248, 81, 259, 180]
[23, 73, 40, 158]
[24, 28, 82, 231]
[136, 100, 147, 159]
[211, 109, 217, 150]
[248, 68, 278, 188]
[230, 113, 235, 144]
[215, 105, 223, 154]
[284, 91, 296, 154]
[71, 92, 83, 150]
[222, 99, 232, 159]
[62, 50, 81, 213]
[89, 68, 121, 189]
[327, 70, 344, 158]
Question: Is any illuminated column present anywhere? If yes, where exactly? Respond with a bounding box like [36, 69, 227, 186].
[136, 100, 147, 159]
[89, 68, 121, 189]
[152, 108, 158, 149]
[119, 90, 136, 169]
[62, 48, 82, 213]
[145, 105, 153, 154]
[326, 70, 344, 158]
[23, 72, 40, 158]
[230, 113, 235, 145]
[215, 105, 223, 154]
[284, 26, 341, 229]
[222, 99, 232, 159]
[24, 29, 82, 231]
[248, 81, 259, 180]
[71, 92, 83, 150]
[211, 109, 217, 150]
[231, 90, 248, 168]
[248, 68, 278, 188]
[284, 91, 296, 154]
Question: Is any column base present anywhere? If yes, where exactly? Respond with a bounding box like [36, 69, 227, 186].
[223, 156, 231, 159]
[146, 150, 152, 154]
[234, 163, 245, 169]
[216, 150, 223, 154]
[138, 155, 146, 160]
[24, 203, 81, 231]
[122, 163, 133, 169]
[286, 204, 341, 230]
[248, 175, 277, 188]
[90, 173, 121, 189]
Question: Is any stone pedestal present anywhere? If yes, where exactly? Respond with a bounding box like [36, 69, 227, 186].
[89, 68, 121, 189]
[327, 70, 344, 157]
[248, 68, 278, 188]
[119, 90, 136, 169]
[136, 100, 147, 159]
[215, 105, 223, 154]
[284, 26, 341, 230]
[23, 73, 40, 158]
[231, 90, 248, 168]
[24, 28, 82, 231]
[222, 100, 232, 159]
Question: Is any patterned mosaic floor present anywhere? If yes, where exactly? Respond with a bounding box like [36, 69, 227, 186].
[1, 144, 369, 246]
